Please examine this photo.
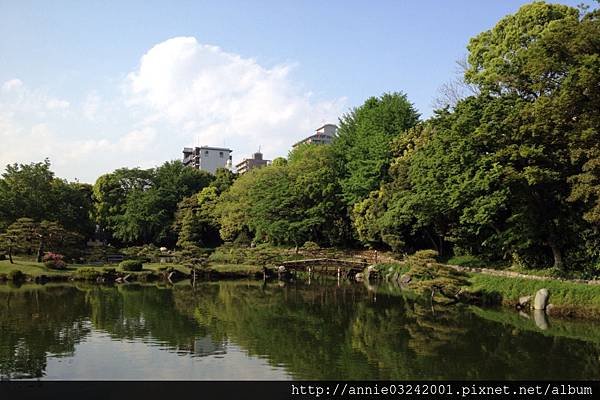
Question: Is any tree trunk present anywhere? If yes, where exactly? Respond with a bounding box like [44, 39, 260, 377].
[8, 245, 14, 264]
[549, 241, 563, 269]
[36, 239, 44, 263]
[425, 230, 440, 254]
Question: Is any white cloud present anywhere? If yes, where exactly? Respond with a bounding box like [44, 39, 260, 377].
[46, 98, 70, 110]
[0, 37, 346, 182]
[127, 37, 345, 160]
[83, 91, 101, 120]
[1, 78, 23, 92]
[0, 81, 160, 181]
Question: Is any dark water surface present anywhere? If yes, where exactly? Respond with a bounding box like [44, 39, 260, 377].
[1, 280, 599, 380]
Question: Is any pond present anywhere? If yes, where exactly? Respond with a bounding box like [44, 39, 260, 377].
[0, 280, 599, 380]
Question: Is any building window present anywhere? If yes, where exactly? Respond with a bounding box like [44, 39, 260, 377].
[205, 150, 209, 155]
[219, 152, 224, 158]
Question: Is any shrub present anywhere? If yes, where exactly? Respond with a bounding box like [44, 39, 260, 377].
[8, 270, 25, 282]
[119, 260, 143, 272]
[74, 268, 102, 280]
[120, 245, 160, 263]
[301, 241, 320, 251]
[43, 252, 67, 270]
[409, 249, 439, 263]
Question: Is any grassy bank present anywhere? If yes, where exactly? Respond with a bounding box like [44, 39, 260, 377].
[470, 306, 600, 344]
[467, 274, 600, 319]
[375, 256, 600, 319]
[0, 256, 267, 283]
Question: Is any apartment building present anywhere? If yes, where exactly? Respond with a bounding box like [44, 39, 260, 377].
[292, 124, 338, 149]
[182, 146, 232, 174]
[235, 151, 270, 174]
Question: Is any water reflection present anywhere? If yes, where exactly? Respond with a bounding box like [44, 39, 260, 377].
[0, 281, 599, 380]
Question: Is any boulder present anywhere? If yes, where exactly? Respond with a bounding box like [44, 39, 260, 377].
[533, 288, 549, 310]
[517, 295, 532, 309]
[533, 309, 549, 330]
[399, 274, 412, 285]
[355, 272, 364, 282]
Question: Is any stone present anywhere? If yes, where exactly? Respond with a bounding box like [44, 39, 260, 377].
[533, 309, 549, 330]
[355, 272, 364, 281]
[533, 288, 549, 310]
[399, 274, 412, 284]
[518, 295, 532, 309]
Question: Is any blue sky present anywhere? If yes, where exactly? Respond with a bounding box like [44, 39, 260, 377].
[0, 0, 589, 182]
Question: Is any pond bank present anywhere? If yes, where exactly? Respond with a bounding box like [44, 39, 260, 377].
[3, 255, 600, 320]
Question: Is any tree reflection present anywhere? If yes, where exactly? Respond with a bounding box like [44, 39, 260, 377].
[0, 285, 90, 379]
[1, 281, 599, 380]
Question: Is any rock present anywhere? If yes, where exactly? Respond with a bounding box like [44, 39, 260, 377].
[546, 303, 555, 314]
[533, 309, 549, 330]
[159, 247, 168, 252]
[399, 274, 412, 285]
[355, 272, 364, 281]
[518, 295, 532, 309]
[277, 265, 286, 273]
[518, 311, 531, 319]
[533, 288, 549, 310]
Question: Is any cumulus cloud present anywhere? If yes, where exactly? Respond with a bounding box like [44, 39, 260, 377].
[2, 78, 23, 92]
[0, 79, 161, 181]
[127, 37, 345, 160]
[0, 38, 346, 182]
[46, 98, 70, 110]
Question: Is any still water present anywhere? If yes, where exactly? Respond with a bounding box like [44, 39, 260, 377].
[1, 280, 599, 380]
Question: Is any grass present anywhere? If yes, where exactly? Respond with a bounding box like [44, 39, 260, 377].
[467, 273, 600, 318]
[0, 256, 104, 277]
[470, 306, 600, 344]
[208, 263, 263, 274]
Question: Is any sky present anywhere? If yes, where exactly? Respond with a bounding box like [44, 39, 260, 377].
[0, 0, 589, 183]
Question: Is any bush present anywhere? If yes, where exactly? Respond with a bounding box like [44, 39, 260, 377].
[8, 270, 25, 282]
[409, 249, 439, 263]
[301, 241, 320, 251]
[74, 268, 102, 280]
[119, 260, 143, 271]
[120, 245, 160, 263]
[43, 252, 67, 270]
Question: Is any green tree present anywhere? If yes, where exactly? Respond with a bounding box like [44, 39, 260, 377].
[332, 92, 420, 207]
[175, 186, 221, 248]
[93, 161, 213, 246]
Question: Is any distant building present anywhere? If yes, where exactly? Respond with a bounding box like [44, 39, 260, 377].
[183, 146, 232, 174]
[235, 151, 271, 174]
[292, 124, 338, 149]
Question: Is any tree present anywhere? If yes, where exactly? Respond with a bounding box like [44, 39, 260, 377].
[332, 92, 420, 207]
[0, 160, 93, 238]
[210, 168, 237, 194]
[175, 187, 221, 249]
[0, 218, 83, 262]
[0, 160, 55, 227]
[93, 161, 213, 246]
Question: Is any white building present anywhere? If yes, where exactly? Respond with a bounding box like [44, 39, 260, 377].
[292, 124, 338, 148]
[182, 146, 232, 174]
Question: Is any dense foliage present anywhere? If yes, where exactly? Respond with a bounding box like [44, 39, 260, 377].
[1, 1, 599, 276]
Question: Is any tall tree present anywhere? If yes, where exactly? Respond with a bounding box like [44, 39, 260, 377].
[332, 92, 420, 207]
